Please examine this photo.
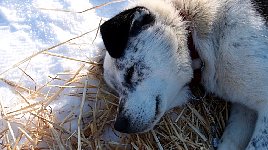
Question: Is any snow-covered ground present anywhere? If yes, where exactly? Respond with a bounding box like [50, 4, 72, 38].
[0, 0, 128, 148]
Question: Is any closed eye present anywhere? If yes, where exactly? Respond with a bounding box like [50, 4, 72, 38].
[124, 66, 135, 84]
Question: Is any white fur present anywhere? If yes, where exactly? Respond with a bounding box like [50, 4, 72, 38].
[103, 0, 268, 148]
[217, 103, 257, 150]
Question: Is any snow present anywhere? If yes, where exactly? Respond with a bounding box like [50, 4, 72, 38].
[0, 0, 128, 148]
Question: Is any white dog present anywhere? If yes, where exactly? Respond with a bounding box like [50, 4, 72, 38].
[100, 0, 268, 149]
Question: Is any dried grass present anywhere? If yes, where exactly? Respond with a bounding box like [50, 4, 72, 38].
[0, 1, 229, 149]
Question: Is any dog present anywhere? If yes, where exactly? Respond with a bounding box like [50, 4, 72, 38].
[100, 0, 268, 149]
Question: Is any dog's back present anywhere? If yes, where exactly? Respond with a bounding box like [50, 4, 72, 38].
[200, 0, 268, 109]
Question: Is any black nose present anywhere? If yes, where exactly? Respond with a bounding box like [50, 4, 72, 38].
[114, 115, 130, 133]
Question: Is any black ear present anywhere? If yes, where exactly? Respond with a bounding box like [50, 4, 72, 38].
[100, 6, 155, 58]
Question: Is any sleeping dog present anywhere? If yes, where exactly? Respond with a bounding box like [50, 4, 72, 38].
[100, 0, 268, 149]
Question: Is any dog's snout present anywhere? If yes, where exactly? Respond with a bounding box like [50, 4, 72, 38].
[114, 115, 130, 133]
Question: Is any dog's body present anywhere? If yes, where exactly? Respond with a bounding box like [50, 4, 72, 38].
[100, 0, 268, 149]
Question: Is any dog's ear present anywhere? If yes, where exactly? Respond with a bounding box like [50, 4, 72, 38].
[100, 7, 155, 58]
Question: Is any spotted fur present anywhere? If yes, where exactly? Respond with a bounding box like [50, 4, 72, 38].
[101, 0, 268, 149]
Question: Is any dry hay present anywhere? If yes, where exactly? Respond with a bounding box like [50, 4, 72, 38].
[0, 1, 229, 149]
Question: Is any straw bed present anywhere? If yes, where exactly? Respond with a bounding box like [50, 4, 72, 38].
[0, 1, 230, 149]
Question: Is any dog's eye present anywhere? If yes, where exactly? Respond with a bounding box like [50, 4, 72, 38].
[125, 66, 135, 84]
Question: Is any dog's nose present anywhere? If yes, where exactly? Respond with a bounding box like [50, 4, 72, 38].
[114, 115, 130, 133]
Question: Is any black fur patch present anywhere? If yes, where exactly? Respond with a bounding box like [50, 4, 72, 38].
[252, 0, 268, 21]
[100, 7, 155, 58]
[124, 65, 135, 85]
[130, 11, 155, 37]
[155, 95, 161, 117]
[123, 63, 148, 90]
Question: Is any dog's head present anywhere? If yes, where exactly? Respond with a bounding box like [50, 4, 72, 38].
[100, 5, 194, 133]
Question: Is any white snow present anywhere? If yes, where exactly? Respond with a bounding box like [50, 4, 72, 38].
[0, 0, 128, 148]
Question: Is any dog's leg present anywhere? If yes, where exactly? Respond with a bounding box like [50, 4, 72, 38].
[246, 110, 268, 150]
[218, 103, 257, 150]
